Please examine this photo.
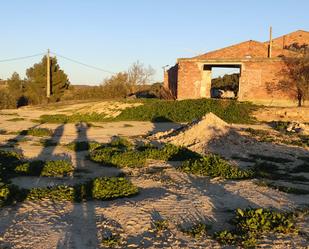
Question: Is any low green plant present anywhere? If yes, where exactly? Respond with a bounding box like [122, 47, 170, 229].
[40, 139, 58, 147]
[20, 128, 53, 137]
[40, 113, 107, 123]
[25, 177, 138, 202]
[110, 137, 133, 149]
[214, 208, 297, 248]
[89, 142, 201, 168]
[26, 185, 75, 201]
[0, 150, 23, 180]
[153, 219, 169, 232]
[101, 234, 121, 248]
[66, 141, 102, 151]
[0, 183, 27, 206]
[179, 155, 253, 179]
[182, 222, 209, 239]
[144, 143, 201, 161]
[91, 177, 138, 200]
[39, 99, 258, 124]
[15, 160, 74, 177]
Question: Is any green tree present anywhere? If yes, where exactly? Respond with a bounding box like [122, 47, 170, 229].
[25, 56, 70, 104]
[7, 72, 23, 97]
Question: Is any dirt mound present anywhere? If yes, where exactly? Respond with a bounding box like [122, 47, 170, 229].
[152, 112, 230, 149]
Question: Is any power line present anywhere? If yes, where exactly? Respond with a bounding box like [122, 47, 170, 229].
[51, 51, 116, 74]
[0, 52, 45, 63]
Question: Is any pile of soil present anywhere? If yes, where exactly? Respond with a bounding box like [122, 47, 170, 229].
[151, 112, 248, 154]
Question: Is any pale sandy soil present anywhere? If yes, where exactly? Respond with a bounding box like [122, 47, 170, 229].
[253, 106, 309, 123]
[0, 104, 308, 248]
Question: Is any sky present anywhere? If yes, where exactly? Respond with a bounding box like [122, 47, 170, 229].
[1, 0, 309, 85]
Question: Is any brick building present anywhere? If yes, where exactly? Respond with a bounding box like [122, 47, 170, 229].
[164, 30, 309, 106]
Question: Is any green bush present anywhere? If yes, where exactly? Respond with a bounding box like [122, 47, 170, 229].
[15, 160, 74, 177]
[27, 185, 75, 201]
[115, 99, 257, 124]
[181, 223, 209, 239]
[144, 143, 201, 161]
[214, 208, 297, 248]
[91, 177, 138, 200]
[179, 155, 253, 179]
[0, 183, 27, 206]
[39, 99, 257, 124]
[89, 142, 201, 168]
[20, 128, 53, 137]
[66, 141, 102, 151]
[26, 177, 138, 201]
[0, 150, 24, 180]
[110, 137, 133, 149]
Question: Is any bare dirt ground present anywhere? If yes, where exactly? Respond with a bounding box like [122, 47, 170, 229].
[253, 106, 309, 123]
[0, 103, 309, 249]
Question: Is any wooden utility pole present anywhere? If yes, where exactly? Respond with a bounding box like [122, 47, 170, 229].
[268, 26, 273, 58]
[46, 49, 51, 98]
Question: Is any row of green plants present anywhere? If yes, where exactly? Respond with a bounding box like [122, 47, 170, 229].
[38, 99, 258, 124]
[0, 176, 138, 206]
[19, 127, 53, 137]
[178, 155, 254, 179]
[40, 113, 107, 124]
[89, 139, 202, 168]
[214, 208, 297, 248]
[15, 160, 74, 177]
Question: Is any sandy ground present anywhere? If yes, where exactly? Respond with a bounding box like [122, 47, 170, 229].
[0, 104, 309, 248]
[253, 106, 309, 123]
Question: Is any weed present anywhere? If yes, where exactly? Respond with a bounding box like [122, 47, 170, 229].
[214, 208, 297, 248]
[181, 223, 209, 239]
[179, 155, 254, 179]
[91, 177, 138, 200]
[89, 142, 201, 168]
[66, 141, 102, 152]
[101, 234, 121, 248]
[15, 160, 74, 177]
[20, 128, 53, 137]
[40, 99, 258, 124]
[40, 113, 107, 123]
[153, 219, 169, 232]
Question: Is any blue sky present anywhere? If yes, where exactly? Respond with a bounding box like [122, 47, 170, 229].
[1, 0, 309, 85]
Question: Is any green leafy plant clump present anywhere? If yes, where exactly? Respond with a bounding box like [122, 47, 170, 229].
[15, 160, 74, 177]
[179, 155, 254, 179]
[181, 222, 209, 239]
[26, 176, 138, 201]
[115, 99, 258, 124]
[66, 141, 102, 152]
[91, 177, 138, 200]
[40, 113, 107, 123]
[20, 127, 53, 137]
[214, 208, 297, 248]
[89, 141, 201, 168]
[39, 99, 257, 124]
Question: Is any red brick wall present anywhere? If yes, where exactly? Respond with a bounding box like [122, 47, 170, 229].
[164, 64, 178, 98]
[177, 61, 202, 99]
[239, 60, 293, 102]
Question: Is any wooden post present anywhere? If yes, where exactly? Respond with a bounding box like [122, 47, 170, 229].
[268, 27, 273, 58]
[47, 49, 51, 98]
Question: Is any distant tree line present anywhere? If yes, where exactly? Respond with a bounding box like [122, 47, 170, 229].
[0, 56, 69, 109]
[0, 58, 159, 109]
[211, 73, 240, 96]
